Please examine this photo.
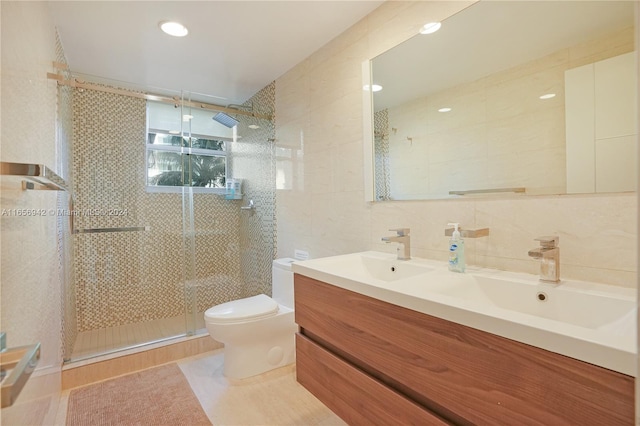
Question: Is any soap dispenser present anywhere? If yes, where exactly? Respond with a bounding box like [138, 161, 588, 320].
[447, 223, 465, 273]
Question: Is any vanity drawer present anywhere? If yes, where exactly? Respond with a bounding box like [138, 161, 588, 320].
[296, 333, 449, 426]
[294, 274, 634, 425]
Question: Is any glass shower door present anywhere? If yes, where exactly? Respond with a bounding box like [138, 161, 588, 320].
[67, 86, 190, 362]
[180, 85, 276, 333]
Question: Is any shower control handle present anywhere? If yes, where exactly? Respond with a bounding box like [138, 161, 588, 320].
[241, 199, 255, 211]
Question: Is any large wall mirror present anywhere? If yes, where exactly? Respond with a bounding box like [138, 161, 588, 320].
[366, 1, 636, 201]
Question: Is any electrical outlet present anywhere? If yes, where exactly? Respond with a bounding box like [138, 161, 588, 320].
[294, 249, 309, 261]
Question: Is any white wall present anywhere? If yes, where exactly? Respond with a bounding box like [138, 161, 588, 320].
[275, 1, 636, 288]
[1, 2, 63, 423]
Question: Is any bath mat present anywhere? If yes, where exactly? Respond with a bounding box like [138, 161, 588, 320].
[66, 363, 212, 426]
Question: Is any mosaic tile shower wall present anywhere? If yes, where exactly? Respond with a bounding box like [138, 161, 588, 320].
[71, 84, 275, 331]
[188, 82, 276, 314]
[231, 82, 276, 299]
[73, 89, 148, 331]
[374, 109, 391, 201]
[188, 192, 244, 314]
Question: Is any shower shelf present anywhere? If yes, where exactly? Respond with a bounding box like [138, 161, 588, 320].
[449, 187, 525, 196]
[0, 162, 68, 192]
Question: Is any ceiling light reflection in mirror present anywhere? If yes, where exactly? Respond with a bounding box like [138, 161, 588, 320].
[159, 21, 189, 37]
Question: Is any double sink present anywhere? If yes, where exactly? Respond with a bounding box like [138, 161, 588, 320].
[292, 251, 637, 376]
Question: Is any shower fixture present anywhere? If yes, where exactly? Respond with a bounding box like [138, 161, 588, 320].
[227, 102, 253, 112]
[212, 112, 239, 128]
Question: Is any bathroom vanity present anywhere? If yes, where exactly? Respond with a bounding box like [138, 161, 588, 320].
[293, 253, 635, 425]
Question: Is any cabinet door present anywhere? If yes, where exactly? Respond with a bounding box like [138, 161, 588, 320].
[296, 333, 450, 426]
[295, 274, 634, 425]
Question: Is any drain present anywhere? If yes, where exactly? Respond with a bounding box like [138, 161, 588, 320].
[536, 292, 548, 301]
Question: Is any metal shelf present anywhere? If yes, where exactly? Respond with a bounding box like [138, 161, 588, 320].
[0, 331, 41, 408]
[0, 162, 68, 192]
[74, 226, 150, 234]
[449, 187, 525, 196]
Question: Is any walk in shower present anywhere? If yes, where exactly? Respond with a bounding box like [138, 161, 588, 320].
[60, 76, 276, 363]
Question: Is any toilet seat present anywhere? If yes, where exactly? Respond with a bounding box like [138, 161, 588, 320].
[205, 294, 279, 324]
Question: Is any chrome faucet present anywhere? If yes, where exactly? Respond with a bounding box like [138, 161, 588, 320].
[528, 236, 560, 283]
[382, 228, 411, 260]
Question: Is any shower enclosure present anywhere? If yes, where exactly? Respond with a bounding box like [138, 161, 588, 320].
[62, 80, 276, 363]
[373, 109, 391, 201]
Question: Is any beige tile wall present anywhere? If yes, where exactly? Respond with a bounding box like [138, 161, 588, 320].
[0, 0, 61, 367]
[1, 2, 66, 424]
[275, 1, 637, 288]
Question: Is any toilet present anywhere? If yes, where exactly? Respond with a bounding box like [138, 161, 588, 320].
[204, 258, 298, 379]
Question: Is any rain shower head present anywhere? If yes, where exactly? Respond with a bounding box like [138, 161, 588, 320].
[212, 112, 239, 128]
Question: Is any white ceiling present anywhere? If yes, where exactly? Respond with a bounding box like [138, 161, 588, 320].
[49, 1, 383, 105]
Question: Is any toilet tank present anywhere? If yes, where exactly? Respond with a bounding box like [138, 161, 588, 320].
[272, 258, 296, 308]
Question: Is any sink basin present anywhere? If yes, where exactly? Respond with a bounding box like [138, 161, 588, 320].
[293, 251, 435, 285]
[352, 253, 435, 282]
[471, 275, 636, 330]
[394, 270, 636, 330]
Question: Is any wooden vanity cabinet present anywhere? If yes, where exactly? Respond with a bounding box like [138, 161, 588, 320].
[294, 274, 634, 425]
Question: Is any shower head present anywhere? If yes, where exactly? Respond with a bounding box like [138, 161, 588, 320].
[212, 112, 239, 128]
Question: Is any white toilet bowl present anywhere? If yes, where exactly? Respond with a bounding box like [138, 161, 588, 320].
[204, 258, 297, 379]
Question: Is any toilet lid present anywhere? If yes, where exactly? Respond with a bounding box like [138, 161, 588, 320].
[204, 294, 279, 323]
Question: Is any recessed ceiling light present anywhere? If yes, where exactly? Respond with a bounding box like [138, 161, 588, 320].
[539, 93, 556, 100]
[420, 22, 442, 35]
[248, 124, 260, 129]
[363, 84, 383, 92]
[438, 107, 452, 112]
[160, 21, 188, 37]
[183, 114, 193, 121]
